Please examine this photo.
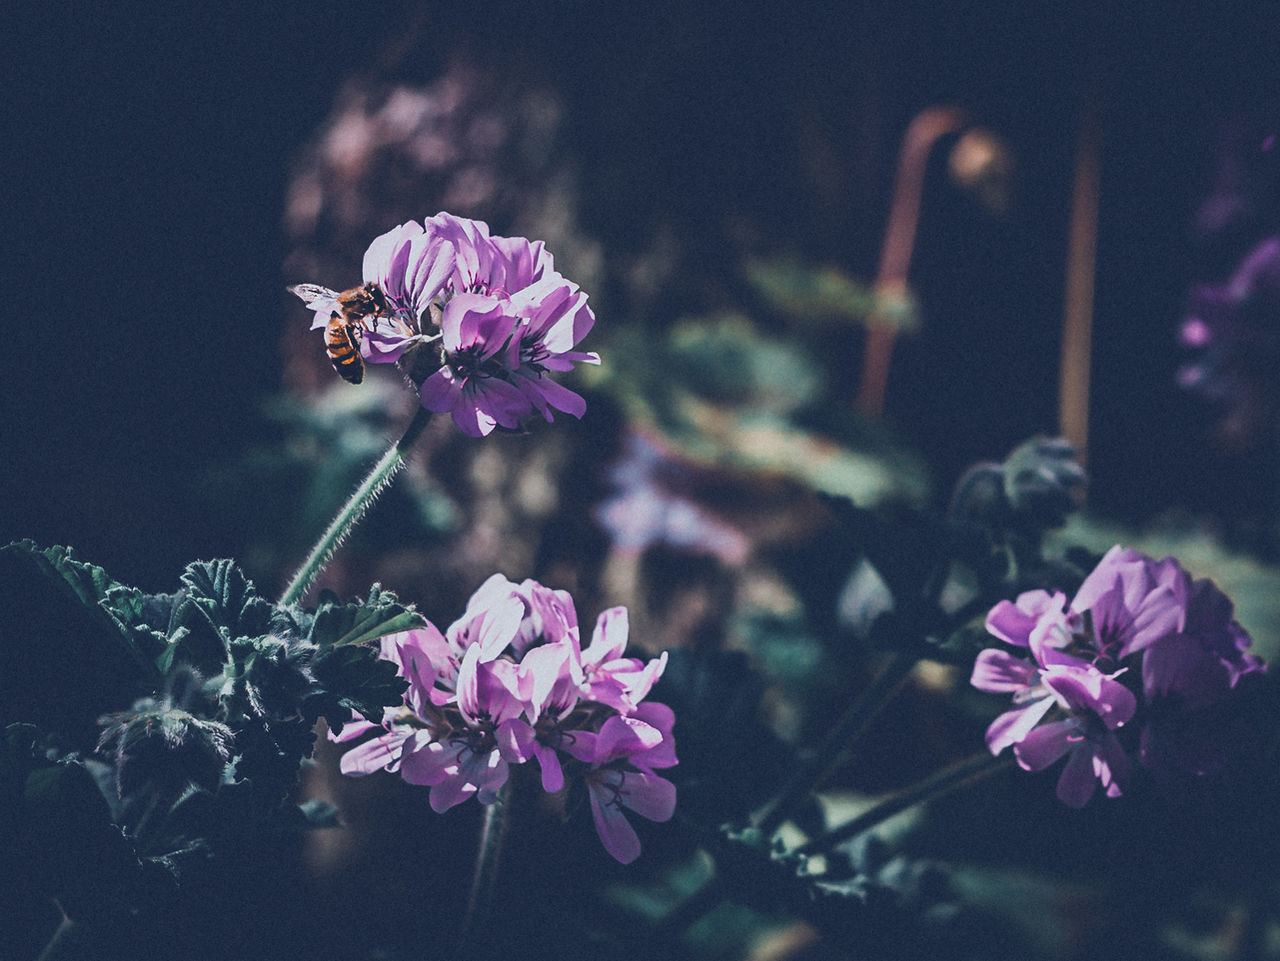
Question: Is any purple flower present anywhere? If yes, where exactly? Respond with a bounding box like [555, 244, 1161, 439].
[984, 590, 1080, 666]
[1069, 546, 1184, 662]
[1177, 236, 1280, 446]
[973, 545, 1267, 801]
[332, 574, 676, 863]
[971, 648, 1060, 754]
[375, 214, 598, 436]
[1012, 665, 1136, 808]
[564, 706, 678, 865]
[299, 212, 599, 436]
[419, 293, 533, 436]
[399, 645, 534, 812]
[506, 275, 600, 422]
[1139, 573, 1266, 777]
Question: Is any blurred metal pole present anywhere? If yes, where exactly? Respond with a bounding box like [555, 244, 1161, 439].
[856, 106, 968, 416]
[1059, 95, 1099, 467]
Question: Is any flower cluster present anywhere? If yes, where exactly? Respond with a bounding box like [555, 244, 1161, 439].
[332, 574, 677, 864]
[309, 213, 600, 436]
[971, 546, 1265, 806]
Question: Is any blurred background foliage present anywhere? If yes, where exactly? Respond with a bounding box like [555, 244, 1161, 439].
[5, 2, 1280, 960]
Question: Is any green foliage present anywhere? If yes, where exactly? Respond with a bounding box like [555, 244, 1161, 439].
[0, 540, 414, 910]
[180, 560, 274, 648]
[307, 584, 424, 649]
[664, 314, 825, 413]
[0, 542, 159, 744]
[1, 724, 150, 922]
[585, 315, 931, 506]
[744, 256, 921, 335]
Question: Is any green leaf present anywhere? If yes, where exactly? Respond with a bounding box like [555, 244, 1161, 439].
[180, 559, 273, 641]
[307, 644, 407, 732]
[9, 539, 114, 604]
[308, 584, 423, 649]
[0, 542, 159, 742]
[101, 586, 183, 668]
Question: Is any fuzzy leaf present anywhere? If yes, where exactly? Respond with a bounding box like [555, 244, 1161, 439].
[180, 560, 273, 641]
[307, 644, 407, 732]
[308, 584, 423, 649]
[0, 543, 159, 743]
[218, 634, 317, 725]
[101, 586, 186, 668]
[4, 540, 116, 608]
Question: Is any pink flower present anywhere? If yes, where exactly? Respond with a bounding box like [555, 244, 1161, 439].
[297, 213, 599, 437]
[973, 546, 1267, 800]
[375, 214, 598, 436]
[332, 574, 676, 862]
[1013, 665, 1136, 807]
[565, 708, 678, 864]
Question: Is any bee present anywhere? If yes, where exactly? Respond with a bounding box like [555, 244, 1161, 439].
[323, 313, 365, 383]
[289, 282, 390, 384]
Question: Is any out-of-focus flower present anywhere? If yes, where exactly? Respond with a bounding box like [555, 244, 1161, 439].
[594, 432, 750, 563]
[972, 546, 1266, 802]
[301, 212, 599, 436]
[1178, 236, 1280, 446]
[332, 574, 676, 863]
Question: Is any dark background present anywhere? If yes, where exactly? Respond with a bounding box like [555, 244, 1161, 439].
[5, 1, 1278, 592]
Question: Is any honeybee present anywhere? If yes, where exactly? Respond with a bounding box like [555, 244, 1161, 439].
[289, 282, 390, 384]
[323, 313, 365, 383]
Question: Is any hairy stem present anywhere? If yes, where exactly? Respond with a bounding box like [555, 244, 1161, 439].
[279, 406, 433, 605]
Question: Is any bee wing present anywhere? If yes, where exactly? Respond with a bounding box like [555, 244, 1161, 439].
[287, 283, 342, 312]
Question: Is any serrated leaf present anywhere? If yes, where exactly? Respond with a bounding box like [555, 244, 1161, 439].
[307, 644, 407, 731]
[268, 603, 314, 640]
[101, 585, 182, 666]
[0, 543, 160, 742]
[3, 539, 116, 608]
[180, 560, 273, 641]
[308, 584, 424, 649]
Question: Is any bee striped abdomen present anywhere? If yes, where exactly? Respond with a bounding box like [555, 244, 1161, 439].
[326, 313, 365, 384]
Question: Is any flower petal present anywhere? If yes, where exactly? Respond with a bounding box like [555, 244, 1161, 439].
[1013, 720, 1074, 772]
[1055, 744, 1097, 807]
[589, 779, 642, 865]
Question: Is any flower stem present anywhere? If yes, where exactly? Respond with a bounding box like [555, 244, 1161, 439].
[457, 780, 513, 954]
[279, 406, 433, 605]
[753, 649, 919, 837]
[794, 750, 1014, 857]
